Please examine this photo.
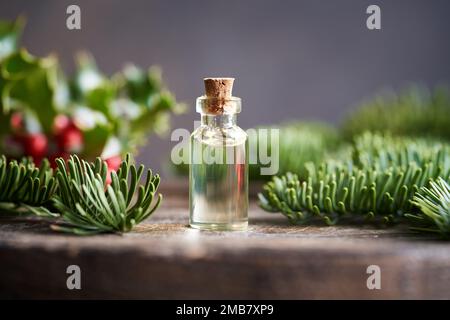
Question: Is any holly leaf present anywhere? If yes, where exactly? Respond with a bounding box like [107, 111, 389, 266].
[70, 52, 117, 118]
[0, 50, 58, 133]
[0, 17, 24, 61]
[84, 84, 116, 118]
[81, 124, 112, 160]
[71, 52, 105, 98]
[129, 91, 175, 135]
[122, 64, 162, 105]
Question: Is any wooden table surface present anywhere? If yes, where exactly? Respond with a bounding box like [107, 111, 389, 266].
[0, 181, 449, 299]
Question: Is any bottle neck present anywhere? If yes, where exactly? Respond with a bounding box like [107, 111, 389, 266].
[201, 114, 237, 128]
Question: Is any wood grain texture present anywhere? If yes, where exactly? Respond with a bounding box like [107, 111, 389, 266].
[0, 181, 449, 299]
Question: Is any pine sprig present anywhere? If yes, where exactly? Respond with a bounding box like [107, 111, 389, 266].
[51, 154, 162, 235]
[259, 134, 450, 225]
[0, 155, 56, 214]
[259, 161, 445, 225]
[406, 177, 450, 237]
[352, 132, 450, 171]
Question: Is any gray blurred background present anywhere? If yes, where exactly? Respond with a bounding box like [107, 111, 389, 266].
[1, 0, 449, 174]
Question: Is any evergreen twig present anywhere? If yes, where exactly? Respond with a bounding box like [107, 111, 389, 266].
[51, 154, 162, 235]
[406, 177, 450, 237]
[259, 134, 450, 226]
[0, 155, 56, 215]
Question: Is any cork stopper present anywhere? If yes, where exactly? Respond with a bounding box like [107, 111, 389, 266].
[204, 77, 234, 99]
[202, 77, 235, 114]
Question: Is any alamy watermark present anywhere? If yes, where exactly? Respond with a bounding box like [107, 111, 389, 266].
[66, 5, 81, 30]
[366, 5, 381, 30]
[366, 265, 381, 290]
[66, 264, 81, 290]
[171, 122, 279, 176]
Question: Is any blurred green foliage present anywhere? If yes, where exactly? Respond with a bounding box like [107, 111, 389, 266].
[0, 17, 184, 161]
[341, 86, 450, 141]
[248, 122, 342, 180]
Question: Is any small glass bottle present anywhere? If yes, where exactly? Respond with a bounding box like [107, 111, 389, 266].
[189, 78, 248, 231]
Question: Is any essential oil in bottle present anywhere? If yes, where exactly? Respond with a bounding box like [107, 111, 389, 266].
[189, 78, 248, 231]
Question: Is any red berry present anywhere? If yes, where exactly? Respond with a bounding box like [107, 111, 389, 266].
[53, 114, 71, 135]
[10, 112, 24, 131]
[57, 127, 83, 152]
[20, 133, 49, 166]
[22, 133, 49, 159]
[103, 156, 122, 185]
[105, 155, 122, 171]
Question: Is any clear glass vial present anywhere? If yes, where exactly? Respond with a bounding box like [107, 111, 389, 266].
[189, 79, 248, 231]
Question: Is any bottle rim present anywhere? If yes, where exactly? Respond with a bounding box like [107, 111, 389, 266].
[196, 96, 242, 114]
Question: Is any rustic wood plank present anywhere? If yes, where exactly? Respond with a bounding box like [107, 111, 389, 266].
[0, 181, 449, 299]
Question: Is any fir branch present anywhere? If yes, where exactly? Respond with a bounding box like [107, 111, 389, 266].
[406, 177, 450, 237]
[51, 154, 162, 235]
[0, 155, 56, 215]
[259, 134, 450, 225]
[352, 132, 450, 171]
